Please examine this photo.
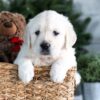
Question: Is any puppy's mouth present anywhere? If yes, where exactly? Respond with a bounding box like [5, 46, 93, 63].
[40, 50, 50, 55]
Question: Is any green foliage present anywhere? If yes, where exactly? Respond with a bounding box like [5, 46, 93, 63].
[0, 0, 91, 56]
[0, 0, 8, 11]
[78, 54, 100, 82]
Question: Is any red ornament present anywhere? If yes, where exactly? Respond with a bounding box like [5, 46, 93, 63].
[9, 37, 23, 52]
[11, 45, 21, 52]
[10, 37, 23, 44]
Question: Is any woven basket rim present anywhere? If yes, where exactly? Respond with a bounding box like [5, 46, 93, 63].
[0, 62, 77, 71]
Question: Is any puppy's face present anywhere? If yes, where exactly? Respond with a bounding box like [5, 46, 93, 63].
[25, 11, 77, 58]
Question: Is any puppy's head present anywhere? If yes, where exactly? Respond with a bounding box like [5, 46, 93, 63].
[24, 10, 77, 58]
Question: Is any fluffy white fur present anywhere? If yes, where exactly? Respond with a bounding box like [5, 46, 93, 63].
[14, 10, 81, 84]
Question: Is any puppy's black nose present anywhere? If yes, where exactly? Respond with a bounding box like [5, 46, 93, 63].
[40, 41, 50, 50]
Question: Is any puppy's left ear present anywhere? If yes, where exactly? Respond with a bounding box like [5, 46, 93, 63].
[24, 24, 32, 49]
[65, 18, 77, 48]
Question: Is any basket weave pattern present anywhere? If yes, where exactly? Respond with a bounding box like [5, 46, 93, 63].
[0, 63, 76, 100]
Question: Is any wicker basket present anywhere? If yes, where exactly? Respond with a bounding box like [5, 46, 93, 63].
[0, 62, 76, 100]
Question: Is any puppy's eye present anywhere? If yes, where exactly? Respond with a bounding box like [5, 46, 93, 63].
[53, 31, 59, 36]
[35, 30, 40, 36]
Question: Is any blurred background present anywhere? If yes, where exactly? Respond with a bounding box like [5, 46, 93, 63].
[0, 0, 100, 100]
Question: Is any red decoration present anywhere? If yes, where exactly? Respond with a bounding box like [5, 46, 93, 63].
[10, 37, 23, 44]
[9, 37, 23, 52]
[11, 45, 21, 52]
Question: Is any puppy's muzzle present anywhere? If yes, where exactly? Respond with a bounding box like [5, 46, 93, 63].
[40, 41, 50, 55]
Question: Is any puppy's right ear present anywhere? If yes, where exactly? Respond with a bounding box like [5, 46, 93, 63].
[24, 25, 32, 49]
[64, 17, 77, 48]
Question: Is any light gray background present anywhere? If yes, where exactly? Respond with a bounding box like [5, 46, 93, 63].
[74, 0, 100, 54]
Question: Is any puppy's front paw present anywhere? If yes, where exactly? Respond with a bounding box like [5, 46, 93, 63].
[18, 61, 34, 84]
[19, 67, 34, 84]
[50, 70, 66, 83]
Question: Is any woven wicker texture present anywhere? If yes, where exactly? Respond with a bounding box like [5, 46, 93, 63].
[0, 62, 76, 100]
